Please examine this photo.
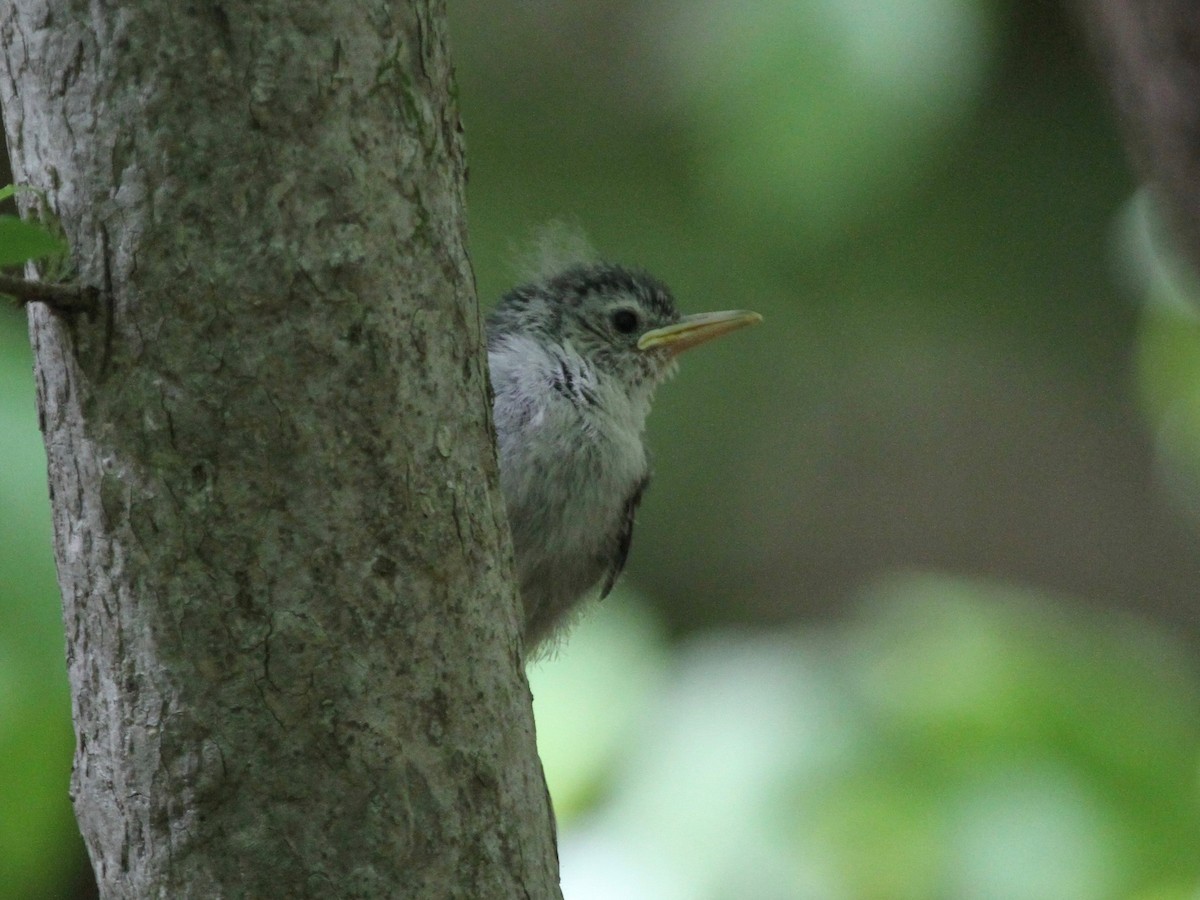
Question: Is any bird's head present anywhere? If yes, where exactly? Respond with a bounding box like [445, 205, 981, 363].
[487, 263, 761, 393]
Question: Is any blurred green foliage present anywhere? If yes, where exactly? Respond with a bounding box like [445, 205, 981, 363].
[3, 0, 1200, 896]
[0, 184, 67, 273]
[533, 579, 1200, 898]
[0, 218, 64, 269]
[0, 189, 82, 898]
[0, 308, 80, 899]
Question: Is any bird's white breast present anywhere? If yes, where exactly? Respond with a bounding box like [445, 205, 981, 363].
[489, 335, 651, 635]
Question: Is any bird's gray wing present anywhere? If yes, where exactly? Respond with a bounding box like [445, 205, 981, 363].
[601, 475, 649, 599]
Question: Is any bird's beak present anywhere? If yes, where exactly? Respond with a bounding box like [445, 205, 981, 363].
[637, 310, 763, 357]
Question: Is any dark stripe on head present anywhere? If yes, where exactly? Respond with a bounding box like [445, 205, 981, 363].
[549, 264, 678, 320]
[487, 261, 679, 350]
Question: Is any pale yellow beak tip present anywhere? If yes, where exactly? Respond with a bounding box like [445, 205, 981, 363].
[637, 309, 764, 355]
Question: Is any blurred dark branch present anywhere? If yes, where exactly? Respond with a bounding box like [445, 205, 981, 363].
[0, 273, 97, 313]
[1082, 1, 1200, 270]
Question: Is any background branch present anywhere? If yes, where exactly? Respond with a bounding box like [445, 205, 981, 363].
[1082, 0, 1200, 271]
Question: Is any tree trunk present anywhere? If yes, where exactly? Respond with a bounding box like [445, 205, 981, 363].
[1082, 0, 1200, 271]
[0, 1, 561, 897]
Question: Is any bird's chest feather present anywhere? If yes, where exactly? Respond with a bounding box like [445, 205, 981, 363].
[490, 344, 649, 566]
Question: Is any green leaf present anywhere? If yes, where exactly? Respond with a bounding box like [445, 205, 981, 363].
[0, 185, 15, 202]
[0, 216, 66, 267]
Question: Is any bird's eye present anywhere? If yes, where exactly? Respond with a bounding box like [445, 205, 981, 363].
[611, 309, 639, 334]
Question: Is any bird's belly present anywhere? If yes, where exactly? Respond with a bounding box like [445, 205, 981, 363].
[498, 414, 646, 639]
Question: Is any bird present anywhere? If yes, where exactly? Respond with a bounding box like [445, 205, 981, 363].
[486, 261, 761, 653]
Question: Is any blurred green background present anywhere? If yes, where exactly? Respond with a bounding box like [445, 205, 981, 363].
[4, 1, 1200, 897]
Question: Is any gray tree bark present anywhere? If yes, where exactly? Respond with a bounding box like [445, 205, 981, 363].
[0, 1, 562, 897]
[1083, 1, 1200, 271]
